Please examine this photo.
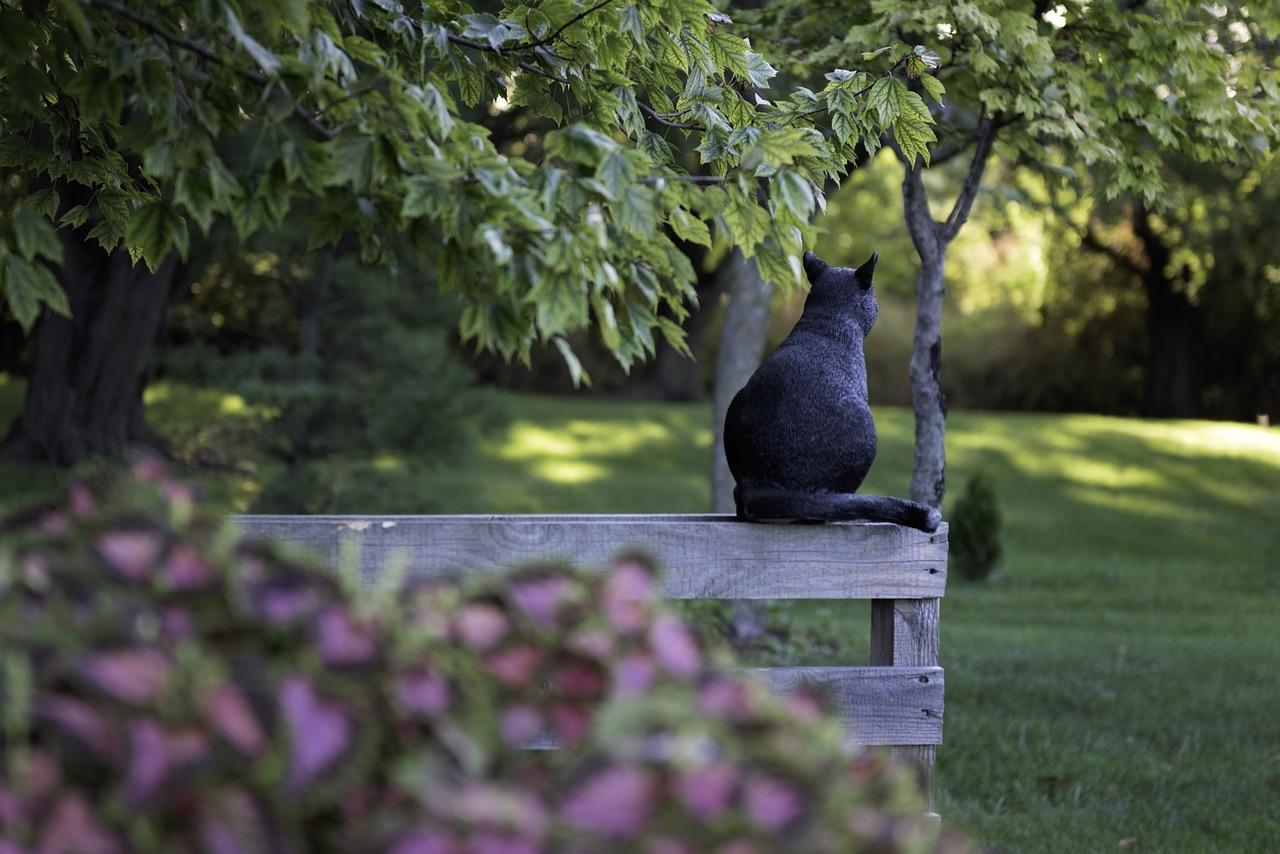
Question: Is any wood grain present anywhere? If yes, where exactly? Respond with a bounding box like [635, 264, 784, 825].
[748, 666, 944, 746]
[234, 515, 950, 600]
[870, 598, 942, 808]
[527, 665, 943, 750]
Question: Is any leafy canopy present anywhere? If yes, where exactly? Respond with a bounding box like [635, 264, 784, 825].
[0, 0, 933, 374]
[739, 0, 1280, 203]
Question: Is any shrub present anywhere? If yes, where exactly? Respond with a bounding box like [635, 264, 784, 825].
[0, 464, 967, 852]
[949, 472, 1003, 581]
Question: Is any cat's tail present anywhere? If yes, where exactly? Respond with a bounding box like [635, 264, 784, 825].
[735, 485, 942, 533]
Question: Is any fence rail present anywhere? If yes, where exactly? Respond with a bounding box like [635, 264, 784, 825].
[235, 514, 948, 807]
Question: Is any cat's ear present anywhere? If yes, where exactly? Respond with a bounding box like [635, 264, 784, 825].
[855, 250, 878, 289]
[803, 251, 829, 283]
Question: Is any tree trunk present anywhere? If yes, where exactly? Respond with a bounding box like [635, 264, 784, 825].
[901, 164, 948, 509]
[637, 248, 726, 402]
[898, 118, 995, 509]
[711, 249, 773, 514]
[709, 249, 773, 644]
[1133, 208, 1198, 418]
[1, 222, 182, 465]
[907, 253, 948, 508]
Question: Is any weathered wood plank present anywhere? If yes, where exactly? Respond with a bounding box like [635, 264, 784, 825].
[870, 598, 942, 808]
[748, 666, 944, 747]
[233, 515, 949, 600]
[526, 666, 944, 750]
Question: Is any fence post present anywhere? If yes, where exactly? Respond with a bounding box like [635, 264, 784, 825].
[871, 597, 941, 811]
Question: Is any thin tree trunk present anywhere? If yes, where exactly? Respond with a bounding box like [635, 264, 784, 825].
[908, 253, 948, 508]
[711, 249, 773, 514]
[710, 249, 773, 644]
[897, 116, 997, 509]
[1, 217, 183, 465]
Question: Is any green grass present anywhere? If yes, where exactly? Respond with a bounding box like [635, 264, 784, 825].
[2, 377, 1279, 850]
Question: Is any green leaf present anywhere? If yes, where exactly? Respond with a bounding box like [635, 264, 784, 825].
[620, 5, 644, 48]
[13, 209, 62, 263]
[745, 51, 777, 90]
[225, 5, 281, 74]
[3, 255, 68, 330]
[866, 77, 906, 125]
[669, 207, 711, 247]
[754, 128, 819, 168]
[920, 73, 946, 104]
[553, 337, 591, 387]
[23, 189, 59, 219]
[862, 46, 893, 62]
[59, 205, 90, 229]
[125, 200, 188, 271]
[57, 0, 94, 45]
[722, 189, 768, 256]
[595, 150, 636, 200]
[616, 185, 657, 238]
[773, 171, 815, 220]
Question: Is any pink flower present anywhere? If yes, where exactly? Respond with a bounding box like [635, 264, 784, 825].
[509, 574, 573, 626]
[549, 703, 591, 747]
[554, 658, 606, 698]
[601, 561, 655, 634]
[81, 648, 172, 704]
[163, 544, 216, 590]
[37, 794, 121, 854]
[204, 682, 266, 756]
[96, 529, 165, 581]
[743, 774, 804, 832]
[279, 676, 352, 793]
[456, 604, 510, 651]
[500, 705, 543, 747]
[389, 830, 458, 854]
[316, 607, 378, 666]
[395, 668, 451, 717]
[485, 646, 542, 688]
[676, 762, 736, 820]
[561, 764, 657, 838]
[649, 614, 701, 678]
[613, 653, 656, 698]
[36, 695, 116, 759]
[696, 677, 753, 721]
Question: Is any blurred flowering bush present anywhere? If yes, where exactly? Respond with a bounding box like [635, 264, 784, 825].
[0, 463, 965, 853]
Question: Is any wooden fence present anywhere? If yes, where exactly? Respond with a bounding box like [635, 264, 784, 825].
[235, 514, 948, 807]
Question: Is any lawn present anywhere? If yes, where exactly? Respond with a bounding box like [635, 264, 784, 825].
[2, 377, 1278, 851]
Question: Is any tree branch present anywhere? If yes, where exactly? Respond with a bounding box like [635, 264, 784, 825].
[512, 0, 615, 51]
[638, 102, 697, 131]
[444, 33, 570, 83]
[939, 113, 998, 241]
[896, 144, 941, 258]
[89, 0, 336, 141]
[639, 174, 726, 185]
[1079, 223, 1147, 275]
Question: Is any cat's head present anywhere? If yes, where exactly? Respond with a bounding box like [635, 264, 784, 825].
[802, 250, 879, 334]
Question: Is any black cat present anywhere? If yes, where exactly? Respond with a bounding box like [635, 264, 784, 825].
[723, 250, 941, 532]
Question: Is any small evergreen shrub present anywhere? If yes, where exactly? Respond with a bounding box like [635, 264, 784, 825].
[0, 465, 968, 852]
[949, 472, 1002, 581]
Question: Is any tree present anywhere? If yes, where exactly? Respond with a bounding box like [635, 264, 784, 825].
[742, 0, 1280, 506]
[1072, 153, 1280, 419]
[0, 0, 931, 463]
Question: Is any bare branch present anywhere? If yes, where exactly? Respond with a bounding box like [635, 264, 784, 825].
[939, 113, 998, 241]
[639, 174, 726, 185]
[638, 102, 697, 131]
